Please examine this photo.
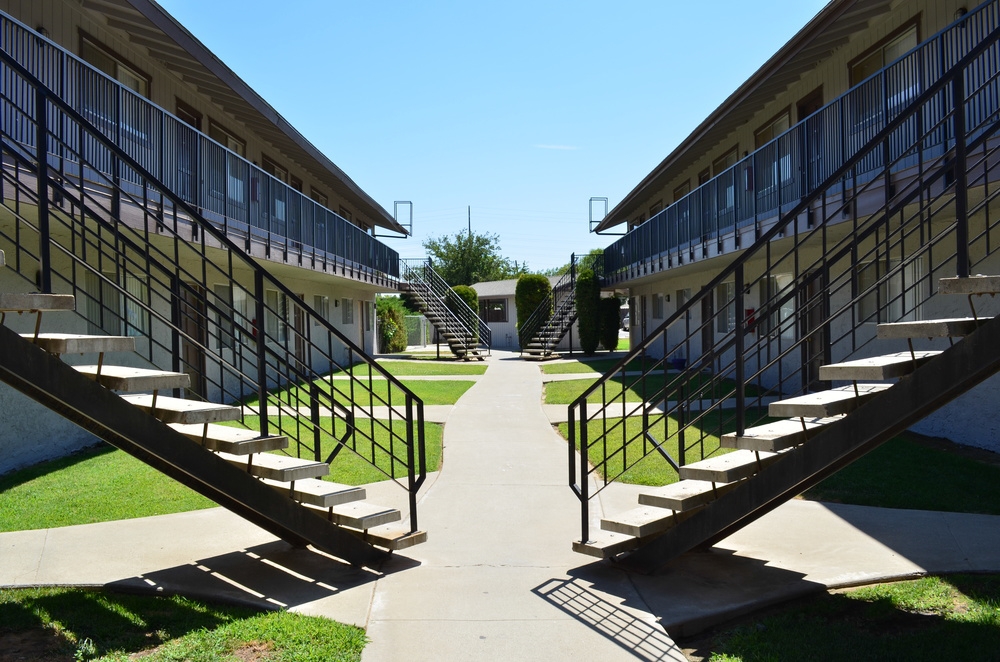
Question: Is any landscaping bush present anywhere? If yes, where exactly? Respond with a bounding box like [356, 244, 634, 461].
[376, 296, 408, 353]
[599, 295, 621, 351]
[449, 284, 478, 315]
[515, 274, 552, 330]
[575, 268, 601, 355]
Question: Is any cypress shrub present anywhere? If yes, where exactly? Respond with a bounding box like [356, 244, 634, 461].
[448, 285, 479, 340]
[515, 274, 552, 331]
[599, 295, 621, 351]
[575, 268, 601, 355]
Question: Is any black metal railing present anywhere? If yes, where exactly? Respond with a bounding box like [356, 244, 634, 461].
[603, 0, 1000, 283]
[400, 258, 491, 355]
[0, 46, 426, 531]
[0, 11, 399, 283]
[569, 20, 1000, 542]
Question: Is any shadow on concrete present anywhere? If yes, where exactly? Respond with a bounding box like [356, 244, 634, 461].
[106, 540, 419, 610]
[532, 575, 681, 661]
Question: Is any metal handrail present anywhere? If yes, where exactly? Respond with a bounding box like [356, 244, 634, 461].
[602, 0, 1000, 283]
[519, 259, 574, 354]
[568, 19, 1000, 543]
[0, 10, 400, 282]
[0, 46, 426, 531]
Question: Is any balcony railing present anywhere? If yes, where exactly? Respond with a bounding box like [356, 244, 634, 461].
[0, 10, 399, 281]
[603, 0, 1000, 282]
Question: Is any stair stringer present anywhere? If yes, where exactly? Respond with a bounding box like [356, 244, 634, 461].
[0, 324, 386, 568]
[618, 313, 1000, 574]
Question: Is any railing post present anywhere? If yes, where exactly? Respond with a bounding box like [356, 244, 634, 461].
[255, 270, 269, 436]
[735, 265, 745, 435]
[952, 74, 970, 278]
[407, 394, 418, 533]
[578, 401, 589, 543]
[34, 88, 51, 293]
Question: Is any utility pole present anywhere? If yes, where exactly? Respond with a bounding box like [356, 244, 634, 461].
[468, 205, 471, 236]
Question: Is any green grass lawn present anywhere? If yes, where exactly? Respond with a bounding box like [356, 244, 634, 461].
[544, 372, 762, 405]
[540, 357, 646, 374]
[251, 377, 475, 409]
[0, 586, 365, 661]
[370, 360, 487, 376]
[0, 421, 444, 532]
[692, 575, 1000, 661]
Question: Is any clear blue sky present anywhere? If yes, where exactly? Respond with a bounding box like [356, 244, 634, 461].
[157, 0, 829, 273]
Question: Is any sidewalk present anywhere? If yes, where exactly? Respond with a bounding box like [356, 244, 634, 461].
[4, 349, 1000, 661]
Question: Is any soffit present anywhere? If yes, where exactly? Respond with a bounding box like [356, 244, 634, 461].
[596, 0, 895, 232]
[77, 0, 405, 234]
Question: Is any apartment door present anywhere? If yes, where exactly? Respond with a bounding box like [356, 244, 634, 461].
[800, 271, 829, 392]
[797, 88, 825, 191]
[180, 284, 207, 398]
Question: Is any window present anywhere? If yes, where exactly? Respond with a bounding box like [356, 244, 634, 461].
[648, 200, 663, 217]
[80, 34, 150, 98]
[265, 289, 287, 342]
[339, 206, 353, 221]
[290, 175, 303, 193]
[652, 293, 664, 320]
[858, 258, 924, 323]
[262, 156, 288, 183]
[123, 275, 149, 337]
[84, 272, 147, 337]
[716, 282, 736, 333]
[850, 24, 918, 86]
[712, 147, 739, 176]
[479, 298, 508, 323]
[757, 274, 795, 340]
[673, 181, 691, 202]
[698, 168, 711, 186]
[342, 298, 354, 325]
[313, 295, 329, 324]
[208, 120, 246, 157]
[311, 188, 329, 208]
[755, 109, 793, 192]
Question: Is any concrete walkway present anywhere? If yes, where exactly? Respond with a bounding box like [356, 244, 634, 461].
[5, 349, 1000, 661]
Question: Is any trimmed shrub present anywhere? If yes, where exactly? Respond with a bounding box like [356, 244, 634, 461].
[449, 284, 478, 314]
[376, 296, 408, 353]
[599, 295, 621, 351]
[575, 269, 601, 355]
[515, 274, 552, 331]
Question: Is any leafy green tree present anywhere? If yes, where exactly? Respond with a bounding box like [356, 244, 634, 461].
[423, 230, 528, 286]
[575, 269, 601, 355]
[375, 296, 408, 353]
[599, 295, 621, 351]
[542, 249, 605, 277]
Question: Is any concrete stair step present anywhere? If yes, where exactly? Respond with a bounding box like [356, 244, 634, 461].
[121, 394, 241, 424]
[24, 333, 135, 355]
[600, 506, 690, 538]
[572, 531, 640, 559]
[768, 383, 892, 418]
[0, 292, 75, 312]
[638, 479, 738, 511]
[818, 351, 941, 381]
[877, 318, 989, 339]
[76, 365, 191, 392]
[261, 477, 366, 507]
[679, 449, 780, 483]
[168, 422, 287, 454]
[344, 525, 427, 551]
[939, 275, 1000, 295]
[320, 501, 402, 529]
[721, 416, 843, 452]
[215, 451, 329, 481]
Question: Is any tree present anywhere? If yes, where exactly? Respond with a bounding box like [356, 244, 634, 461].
[423, 230, 527, 286]
[541, 248, 605, 277]
[515, 274, 552, 348]
[575, 268, 601, 355]
[599, 295, 621, 351]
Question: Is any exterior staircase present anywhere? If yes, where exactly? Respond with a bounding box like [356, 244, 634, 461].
[568, 13, 1000, 571]
[399, 259, 490, 360]
[576, 278, 1000, 565]
[0, 33, 427, 565]
[520, 270, 576, 360]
